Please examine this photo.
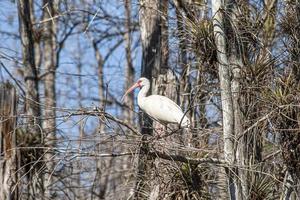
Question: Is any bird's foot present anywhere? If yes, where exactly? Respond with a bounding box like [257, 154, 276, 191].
[155, 126, 164, 136]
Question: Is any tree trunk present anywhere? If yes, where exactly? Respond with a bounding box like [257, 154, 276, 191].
[225, 2, 247, 199]
[18, 0, 41, 129]
[261, 0, 278, 59]
[123, 0, 135, 124]
[17, 1, 43, 199]
[139, 0, 163, 134]
[176, 8, 191, 121]
[92, 40, 106, 134]
[135, 0, 163, 198]
[212, 1, 237, 199]
[42, 0, 58, 197]
[160, 0, 168, 74]
[139, 0, 162, 79]
[0, 83, 19, 200]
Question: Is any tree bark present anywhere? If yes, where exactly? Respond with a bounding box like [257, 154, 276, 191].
[139, 0, 163, 131]
[124, 0, 135, 124]
[176, 8, 190, 118]
[18, 0, 41, 129]
[261, 0, 278, 59]
[135, 0, 163, 198]
[212, 1, 237, 199]
[0, 83, 19, 200]
[17, 1, 43, 199]
[139, 0, 162, 80]
[225, 2, 246, 199]
[92, 40, 106, 134]
[41, 0, 58, 197]
[160, 0, 168, 73]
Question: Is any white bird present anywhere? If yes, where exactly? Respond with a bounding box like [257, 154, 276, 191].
[122, 77, 190, 128]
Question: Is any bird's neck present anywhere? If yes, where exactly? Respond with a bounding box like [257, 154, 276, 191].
[137, 84, 150, 105]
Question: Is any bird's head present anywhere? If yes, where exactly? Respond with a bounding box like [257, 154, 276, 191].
[121, 77, 150, 102]
[135, 77, 150, 88]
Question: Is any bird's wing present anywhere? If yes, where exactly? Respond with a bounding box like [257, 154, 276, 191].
[141, 95, 186, 124]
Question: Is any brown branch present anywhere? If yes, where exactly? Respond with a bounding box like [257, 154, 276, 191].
[64, 109, 141, 136]
[262, 150, 281, 162]
[148, 149, 224, 165]
[55, 149, 224, 165]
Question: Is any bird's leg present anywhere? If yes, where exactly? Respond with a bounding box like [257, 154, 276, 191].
[158, 124, 164, 135]
[154, 123, 165, 136]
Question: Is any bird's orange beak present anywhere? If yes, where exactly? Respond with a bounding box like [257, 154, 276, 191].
[121, 82, 140, 102]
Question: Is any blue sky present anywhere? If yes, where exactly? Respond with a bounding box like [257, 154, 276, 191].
[0, 0, 142, 139]
[0, 0, 221, 139]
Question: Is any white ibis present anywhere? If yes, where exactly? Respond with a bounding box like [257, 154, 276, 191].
[122, 77, 190, 128]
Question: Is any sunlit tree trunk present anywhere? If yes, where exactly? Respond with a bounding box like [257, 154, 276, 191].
[41, 0, 58, 197]
[225, 2, 246, 199]
[212, 1, 237, 199]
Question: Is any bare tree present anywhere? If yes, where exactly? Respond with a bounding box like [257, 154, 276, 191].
[1, 0, 300, 199]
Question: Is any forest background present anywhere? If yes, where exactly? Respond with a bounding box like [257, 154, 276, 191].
[0, 0, 300, 199]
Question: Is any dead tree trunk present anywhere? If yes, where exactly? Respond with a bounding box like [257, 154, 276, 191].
[41, 0, 58, 197]
[0, 83, 18, 200]
[17, 1, 43, 198]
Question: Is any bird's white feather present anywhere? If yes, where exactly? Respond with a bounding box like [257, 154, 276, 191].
[124, 77, 190, 128]
[138, 95, 189, 127]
